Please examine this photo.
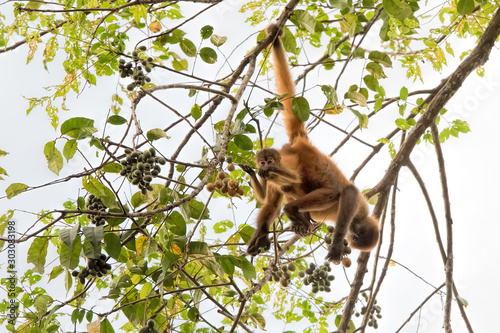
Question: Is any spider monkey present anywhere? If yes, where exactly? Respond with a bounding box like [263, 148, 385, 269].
[240, 23, 379, 263]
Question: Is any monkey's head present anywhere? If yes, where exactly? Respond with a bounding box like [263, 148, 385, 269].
[256, 148, 280, 168]
[347, 216, 379, 251]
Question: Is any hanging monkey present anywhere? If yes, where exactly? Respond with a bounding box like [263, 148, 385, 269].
[241, 24, 379, 263]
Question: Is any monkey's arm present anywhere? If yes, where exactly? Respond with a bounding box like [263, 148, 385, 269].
[259, 165, 300, 185]
[239, 164, 267, 201]
[247, 187, 283, 256]
[325, 184, 359, 264]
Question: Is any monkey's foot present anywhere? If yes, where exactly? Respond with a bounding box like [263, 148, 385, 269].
[325, 241, 344, 264]
[291, 220, 313, 237]
[246, 234, 271, 256]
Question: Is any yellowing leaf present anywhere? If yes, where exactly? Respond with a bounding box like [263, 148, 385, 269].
[325, 105, 343, 115]
[87, 319, 100, 333]
[171, 243, 182, 255]
[136, 235, 147, 256]
[149, 20, 162, 33]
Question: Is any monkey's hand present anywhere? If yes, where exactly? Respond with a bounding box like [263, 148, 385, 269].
[246, 231, 271, 256]
[258, 165, 279, 179]
[325, 240, 344, 264]
[238, 164, 256, 177]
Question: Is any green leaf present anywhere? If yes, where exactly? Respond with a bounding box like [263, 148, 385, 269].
[107, 115, 127, 125]
[200, 25, 213, 39]
[216, 255, 235, 275]
[249, 313, 266, 330]
[237, 256, 256, 280]
[100, 318, 115, 333]
[366, 62, 386, 79]
[234, 135, 253, 151]
[281, 27, 298, 54]
[180, 38, 197, 57]
[59, 223, 80, 249]
[383, 0, 413, 20]
[63, 139, 77, 162]
[213, 220, 234, 233]
[191, 104, 202, 120]
[189, 199, 209, 219]
[60, 235, 82, 269]
[188, 241, 209, 255]
[48, 266, 64, 282]
[395, 118, 411, 130]
[210, 34, 227, 47]
[104, 233, 122, 260]
[457, 0, 474, 15]
[28, 237, 49, 274]
[172, 58, 188, 71]
[60, 117, 97, 140]
[400, 87, 409, 100]
[321, 85, 338, 105]
[350, 108, 369, 128]
[82, 227, 103, 259]
[290, 9, 317, 33]
[458, 296, 469, 307]
[368, 51, 392, 68]
[363, 75, 379, 91]
[5, 183, 28, 199]
[82, 176, 117, 209]
[44, 141, 64, 175]
[34, 295, 53, 314]
[200, 47, 217, 64]
[82, 176, 118, 208]
[102, 162, 122, 173]
[352, 47, 365, 58]
[346, 91, 368, 107]
[239, 225, 254, 243]
[292, 96, 310, 122]
[146, 128, 167, 141]
[165, 211, 187, 236]
[83, 225, 104, 248]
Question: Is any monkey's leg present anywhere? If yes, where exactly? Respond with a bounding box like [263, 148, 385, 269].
[325, 184, 359, 264]
[283, 188, 339, 237]
[247, 190, 283, 256]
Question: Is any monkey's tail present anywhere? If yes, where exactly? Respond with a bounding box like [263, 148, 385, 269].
[267, 24, 308, 143]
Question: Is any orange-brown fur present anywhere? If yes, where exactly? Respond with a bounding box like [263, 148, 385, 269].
[243, 24, 379, 263]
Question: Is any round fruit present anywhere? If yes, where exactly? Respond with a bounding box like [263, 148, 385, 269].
[217, 171, 226, 180]
[227, 163, 235, 172]
[206, 183, 215, 192]
[341, 257, 352, 268]
[147, 319, 155, 329]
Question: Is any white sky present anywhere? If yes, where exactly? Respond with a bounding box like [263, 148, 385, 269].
[1, 1, 500, 332]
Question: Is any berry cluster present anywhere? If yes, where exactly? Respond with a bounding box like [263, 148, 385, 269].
[268, 262, 296, 287]
[119, 46, 153, 91]
[86, 194, 107, 226]
[139, 319, 159, 333]
[298, 262, 335, 294]
[120, 148, 166, 194]
[325, 225, 352, 268]
[354, 292, 382, 329]
[72, 254, 111, 284]
[206, 159, 244, 197]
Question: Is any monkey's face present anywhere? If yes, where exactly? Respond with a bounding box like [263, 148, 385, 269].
[256, 149, 280, 167]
